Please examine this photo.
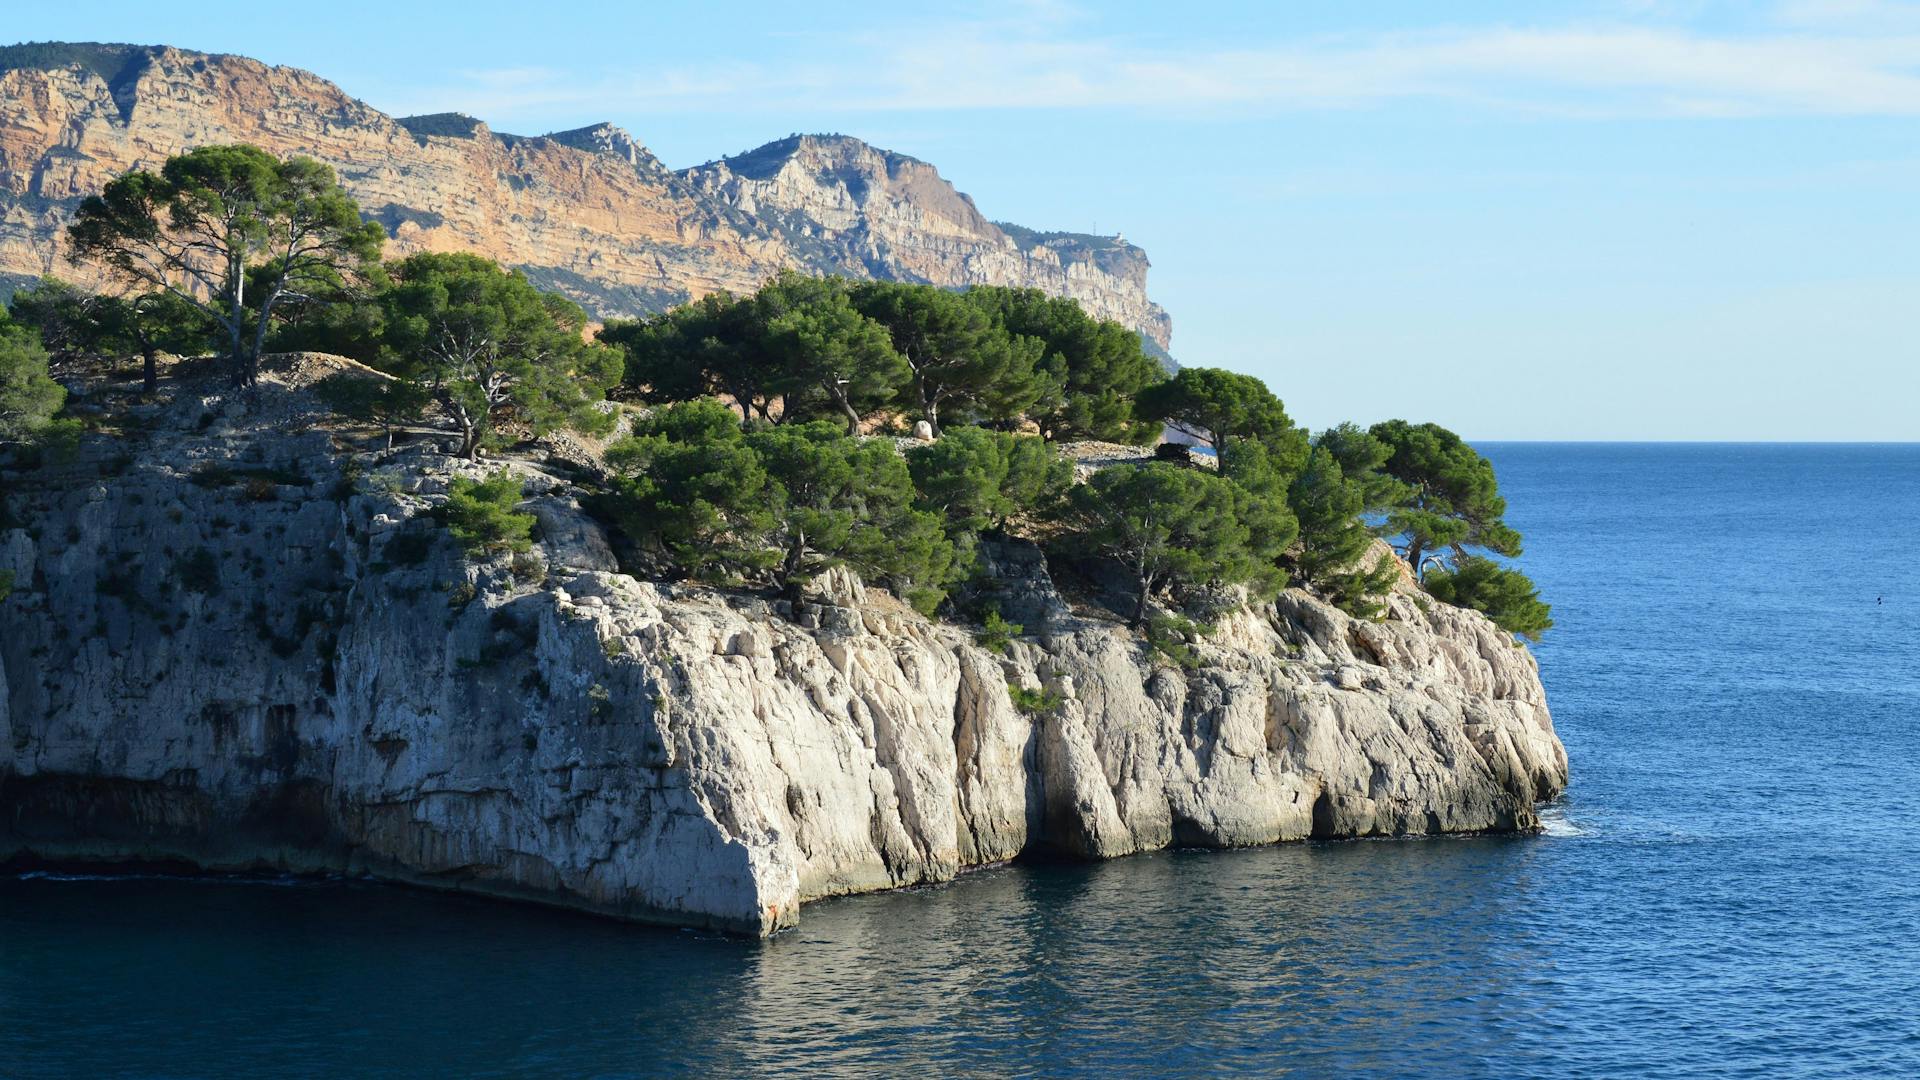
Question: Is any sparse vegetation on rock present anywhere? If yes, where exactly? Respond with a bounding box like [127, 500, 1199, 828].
[438, 471, 536, 556]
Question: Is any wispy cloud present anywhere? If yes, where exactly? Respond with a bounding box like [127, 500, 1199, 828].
[1773, 0, 1920, 30]
[378, 3, 1920, 125]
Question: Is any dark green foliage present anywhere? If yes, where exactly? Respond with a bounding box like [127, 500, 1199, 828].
[1313, 422, 1408, 514]
[606, 275, 1159, 443]
[1064, 461, 1251, 627]
[4, 276, 211, 393]
[603, 400, 776, 579]
[604, 402, 956, 612]
[438, 471, 535, 557]
[754, 272, 907, 431]
[265, 286, 386, 360]
[603, 291, 770, 419]
[1288, 445, 1399, 618]
[966, 286, 1163, 443]
[975, 607, 1021, 654]
[905, 426, 1072, 554]
[1368, 420, 1523, 575]
[115, 291, 218, 393]
[1135, 367, 1310, 474]
[311, 373, 429, 451]
[0, 42, 150, 88]
[748, 422, 956, 612]
[1423, 556, 1554, 640]
[849, 281, 1057, 435]
[0, 320, 66, 447]
[1216, 437, 1300, 599]
[6, 277, 109, 365]
[1360, 421, 1547, 635]
[67, 144, 385, 385]
[373, 252, 622, 459]
[602, 273, 908, 431]
[1007, 683, 1064, 716]
[0, 569, 13, 602]
[395, 113, 487, 140]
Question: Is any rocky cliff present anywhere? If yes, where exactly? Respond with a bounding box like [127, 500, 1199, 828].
[0, 43, 1172, 348]
[0, 363, 1565, 934]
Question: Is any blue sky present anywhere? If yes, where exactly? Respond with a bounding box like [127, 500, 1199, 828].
[11, 1, 1920, 439]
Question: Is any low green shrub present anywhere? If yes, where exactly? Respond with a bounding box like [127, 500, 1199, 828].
[1145, 613, 1208, 669]
[974, 607, 1022, 654]
[1007, 683, 1063, 717]
[437, 471, 534, 557]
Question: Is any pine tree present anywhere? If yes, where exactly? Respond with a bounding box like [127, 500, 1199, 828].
[1288, 446, 1399, 618]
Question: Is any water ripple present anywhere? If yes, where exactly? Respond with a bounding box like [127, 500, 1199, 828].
[4, 444, 1920, 1076]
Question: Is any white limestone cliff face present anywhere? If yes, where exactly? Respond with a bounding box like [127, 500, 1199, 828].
[0, 375, 1565, 935]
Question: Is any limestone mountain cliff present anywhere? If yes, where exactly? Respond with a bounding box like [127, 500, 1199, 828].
[0, 43, 1172, 348]
[677, 135, 1172, 349]
[0, 362, 1566, 934]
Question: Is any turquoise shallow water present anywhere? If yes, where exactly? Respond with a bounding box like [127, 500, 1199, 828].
[5, 443, 1920, 1078]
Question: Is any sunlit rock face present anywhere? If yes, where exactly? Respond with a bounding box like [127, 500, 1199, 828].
[0, 45, 1170, 350]
[0, 367, 1563, 935]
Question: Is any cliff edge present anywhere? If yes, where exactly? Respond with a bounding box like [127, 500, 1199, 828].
[0, 364, 1566, 934]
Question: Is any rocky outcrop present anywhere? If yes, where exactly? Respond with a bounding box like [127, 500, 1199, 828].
[678, 136, 1172, 348]
[0, 368, 1565, 934]
[0, 44, 1171, 348]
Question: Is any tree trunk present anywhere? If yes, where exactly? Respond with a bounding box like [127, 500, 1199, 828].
[228, 269, 249, 387]
[141, 346, 158, 396]
[246, 290, 280, 388]
[454, 410, 479, 460]
[1131, 570, 1152, 628]
[830, 384, 861, 434]
[226, 321, 247, 387]
[1407, 540, 1425, 580]
[782, 532, 807, 604]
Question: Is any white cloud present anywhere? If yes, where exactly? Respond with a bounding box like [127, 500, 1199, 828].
[379, 7, 1920, 125]
[1773, 0, 1920, 30]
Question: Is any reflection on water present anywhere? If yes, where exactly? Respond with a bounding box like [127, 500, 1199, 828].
[1, 840, 1565, 1078]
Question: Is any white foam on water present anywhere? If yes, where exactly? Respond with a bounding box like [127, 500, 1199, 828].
[1537, 803, 1588, 838]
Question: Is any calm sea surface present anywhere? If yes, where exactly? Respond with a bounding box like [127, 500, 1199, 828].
[5, 443, 1920, 1078]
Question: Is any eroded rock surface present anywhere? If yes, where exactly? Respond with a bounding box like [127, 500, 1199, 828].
[0, 375, 1565, 934]
[0, 46, 1170, 349]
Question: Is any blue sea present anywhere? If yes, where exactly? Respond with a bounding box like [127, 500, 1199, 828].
[4, 443, 1919, 1078]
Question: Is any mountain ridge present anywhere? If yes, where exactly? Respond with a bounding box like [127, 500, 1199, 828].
[0, 41, 1172, 350]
